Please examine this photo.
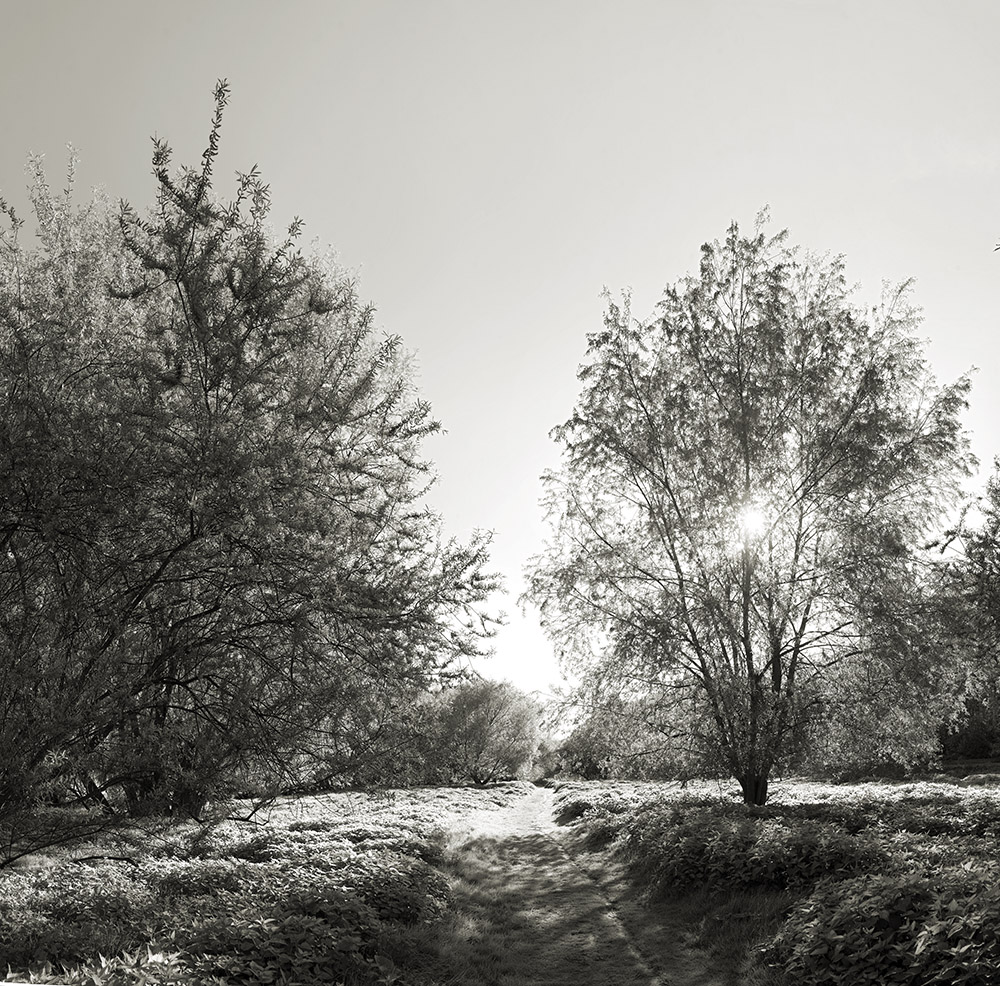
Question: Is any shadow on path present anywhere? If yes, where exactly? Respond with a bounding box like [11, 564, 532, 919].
[436, 787, 727, 986]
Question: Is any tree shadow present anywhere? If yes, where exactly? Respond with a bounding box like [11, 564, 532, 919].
[409, 829, 730, 986]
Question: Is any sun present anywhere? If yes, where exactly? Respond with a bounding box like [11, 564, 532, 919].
[738, 504, 768, 539]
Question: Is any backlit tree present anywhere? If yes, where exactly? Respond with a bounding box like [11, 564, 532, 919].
[527, 216, 972, 804]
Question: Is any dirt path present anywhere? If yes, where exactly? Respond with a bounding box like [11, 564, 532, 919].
[441, 786, 727, 986]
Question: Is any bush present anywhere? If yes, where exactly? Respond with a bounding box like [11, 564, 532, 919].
[616, 804, 888, 893]
[554, 796, 599, 825]
[151, 868, 414, 984]
[196, 829, 275, 862]
[760, 868, 1000, 985]
[329, 823, 447, 866]
[431, 680, 542, 784]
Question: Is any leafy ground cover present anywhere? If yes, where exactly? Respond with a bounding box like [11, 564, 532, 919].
[9, 778, 1000, 986]
[0, 783, 531, 986]
[553, 777, 1000, 985]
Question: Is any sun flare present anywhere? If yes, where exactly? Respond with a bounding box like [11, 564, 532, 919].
[738, 504, 768, 539]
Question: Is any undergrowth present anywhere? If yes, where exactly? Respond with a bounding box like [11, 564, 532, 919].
[555, 779, 1000, 986]
[0, 796, 464, 986]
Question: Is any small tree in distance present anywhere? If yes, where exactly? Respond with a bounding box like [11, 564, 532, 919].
[435, 680, 541, 784]
[526, 214, 973, 804]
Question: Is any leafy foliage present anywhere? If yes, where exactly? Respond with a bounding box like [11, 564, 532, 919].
[0, 862, 155, 968]
[761, 869, 1000, 985]
[613, 801, 887, 893]
[0, 805, 459, 986]
[527, 214, 972, 803]
[0, 81, 498, 823]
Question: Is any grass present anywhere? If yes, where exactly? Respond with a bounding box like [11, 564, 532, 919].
[557, 819, 793, 986]
[389, 821, 662, 985]
[386, 836, 542, 985]
[643, 887, 793, 986]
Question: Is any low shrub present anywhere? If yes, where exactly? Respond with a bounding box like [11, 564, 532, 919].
[552, 782, 1000, 983]
[617, 806, 888, 893]
[760, 867, 1000, 985]
[200, 829, 275, 862]
[556, 790, 644, 849]
[554, 796, 596, 825]
[349, 855, 452, 923]
[554, 787, 651, 826]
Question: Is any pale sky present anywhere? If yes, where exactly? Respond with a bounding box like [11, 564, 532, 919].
[2, 1, 998, 695]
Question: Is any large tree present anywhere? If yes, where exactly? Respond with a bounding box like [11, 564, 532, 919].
[0, 82, 498, 820]
[526, 217, 972, 804]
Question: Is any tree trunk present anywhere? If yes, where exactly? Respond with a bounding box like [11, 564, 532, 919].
[738, 772, 769, 806]
[123, 771, 169, 816]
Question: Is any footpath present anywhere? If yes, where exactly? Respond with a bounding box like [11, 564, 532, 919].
[443, 785, 727, 986]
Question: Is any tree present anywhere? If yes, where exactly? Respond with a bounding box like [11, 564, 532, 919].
[526, 216, 972, 804]
[0, 82, 499, 820]
[552, 694, 709, 781]
[435, 680, 541, 784]
[943, 466, 1000, 761]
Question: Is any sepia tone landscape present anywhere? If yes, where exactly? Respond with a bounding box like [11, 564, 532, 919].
[2, 2, 1000, 984]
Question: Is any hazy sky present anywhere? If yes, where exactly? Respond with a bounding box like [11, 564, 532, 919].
[2, 1, 998, 695]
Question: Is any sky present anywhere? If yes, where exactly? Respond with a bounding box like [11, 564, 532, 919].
[2, 0, 998, 697]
